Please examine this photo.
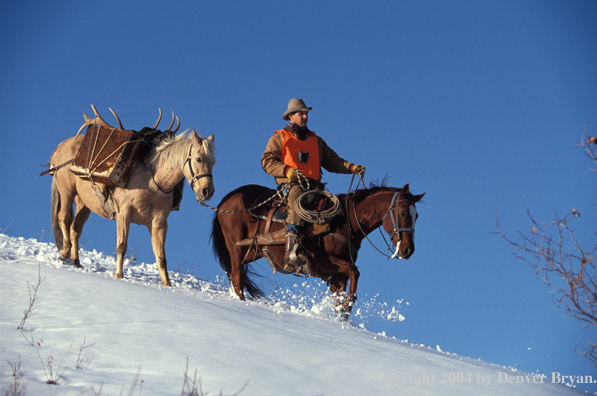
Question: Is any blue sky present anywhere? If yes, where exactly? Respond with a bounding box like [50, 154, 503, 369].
[1, 0, 596, 391]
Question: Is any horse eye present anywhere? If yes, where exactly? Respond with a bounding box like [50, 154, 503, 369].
[196, 157, 203, 163]
[400, 211, 406, 216]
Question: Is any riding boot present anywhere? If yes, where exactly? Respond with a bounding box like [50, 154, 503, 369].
[283, 231, 299, 271]
[283, 230, 307, 273]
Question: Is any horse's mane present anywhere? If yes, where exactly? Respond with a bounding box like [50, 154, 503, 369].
[147, 130, 216, 170]
[338, 176, 423, 205]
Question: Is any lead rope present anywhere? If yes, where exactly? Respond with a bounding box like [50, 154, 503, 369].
[198, 183, 289, 214]
[197, 169, 310, 214]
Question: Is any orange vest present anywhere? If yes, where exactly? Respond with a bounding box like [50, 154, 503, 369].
[276, 129, 321, 180]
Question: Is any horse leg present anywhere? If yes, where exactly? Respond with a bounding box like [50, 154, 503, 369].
[149, 217, 172, 287]
[328, 276, 350, 318]
[114, 212, 131, 280]
[70, 197, 91, 269]
[328, 262, 360, 319]
[55, 185, 75, 262]
[227, 245, 246, 300]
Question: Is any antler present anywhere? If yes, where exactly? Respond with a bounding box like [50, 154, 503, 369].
[109, 108, 124, 129]
[165, 111, 180, 132]
[75, 105, 119, 139]
[153, 108, 162, 129]
[173, 116, 180, 132]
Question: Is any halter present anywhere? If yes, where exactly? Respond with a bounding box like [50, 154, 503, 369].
[184, 143, 213, 189]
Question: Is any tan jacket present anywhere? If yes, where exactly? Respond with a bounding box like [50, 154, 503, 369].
[261, 125, 354, 184]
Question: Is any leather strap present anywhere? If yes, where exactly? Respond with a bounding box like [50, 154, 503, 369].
[39, 159, 74, 176]
[264, 207, 276, 235]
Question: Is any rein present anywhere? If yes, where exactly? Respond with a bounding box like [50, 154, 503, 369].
[351, 193, 414, 260]
[344, 174, 365, 264]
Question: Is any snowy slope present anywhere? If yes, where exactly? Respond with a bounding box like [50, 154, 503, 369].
[0, 234, 592, 395]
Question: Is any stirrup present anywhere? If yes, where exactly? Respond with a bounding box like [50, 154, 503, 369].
[286, 246, 308, 274]
[288, 244, 306, 265]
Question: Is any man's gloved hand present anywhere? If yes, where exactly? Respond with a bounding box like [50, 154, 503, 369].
[286, 167, 299, 182]
[353, 165, 366, 178]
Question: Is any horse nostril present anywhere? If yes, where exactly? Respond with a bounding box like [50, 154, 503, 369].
[404, 247, 412, 258]
[202, 187, 210, 198]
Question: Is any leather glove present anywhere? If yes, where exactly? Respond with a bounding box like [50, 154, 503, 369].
[286, 167, 298, 182]
[353, 165, 366, 178]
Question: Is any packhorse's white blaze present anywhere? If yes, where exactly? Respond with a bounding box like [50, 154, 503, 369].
[390, 204, 417, 260]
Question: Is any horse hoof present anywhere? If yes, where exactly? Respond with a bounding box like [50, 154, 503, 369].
[334, 304, 353, 321]
[73, 259, 84, 269]
[335, 309, 350, 321]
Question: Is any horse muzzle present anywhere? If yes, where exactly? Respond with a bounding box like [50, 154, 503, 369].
[191, 175, 214, 202]
[195, 185, 215, 202]
[390, 240, 415, 260]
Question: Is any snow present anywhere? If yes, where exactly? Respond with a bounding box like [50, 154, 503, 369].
[0, 233, 592, 395]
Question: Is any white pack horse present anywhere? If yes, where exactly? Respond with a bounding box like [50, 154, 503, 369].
[45, 107, 215, 286]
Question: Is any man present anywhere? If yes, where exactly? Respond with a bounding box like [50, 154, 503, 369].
[261, 98, 365, 274]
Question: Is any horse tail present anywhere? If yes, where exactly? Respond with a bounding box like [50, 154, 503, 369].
[210, 212, 231, 274]
[210, 212, 264, 299]
[51, 178, 72, 251]
[242, 263, 265, 300]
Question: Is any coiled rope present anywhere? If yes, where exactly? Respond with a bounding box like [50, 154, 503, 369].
[294, 189, 341, 224]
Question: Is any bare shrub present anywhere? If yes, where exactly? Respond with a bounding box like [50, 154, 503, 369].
[17, 264, 46, 330]
[497, 127, 597, 364]
[4, 356, 26, 396]
[20, 333, 34, 347]
[70, 336, 95, 370]
[36, 348, 66, 385]
[180, 358, 248, 396]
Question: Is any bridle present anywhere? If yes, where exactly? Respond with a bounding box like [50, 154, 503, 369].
[350, 191, 416, 260]
[383, 192, 416, 243]
[183, 143, 213, 189]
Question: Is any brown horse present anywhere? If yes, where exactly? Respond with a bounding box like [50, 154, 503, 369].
[210, 182, 425, 317]
[47, 108, 216, 286]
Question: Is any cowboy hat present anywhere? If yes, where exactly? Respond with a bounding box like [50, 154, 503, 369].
[283, 98, 313, 120]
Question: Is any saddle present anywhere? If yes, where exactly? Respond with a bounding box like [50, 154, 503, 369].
[235, 188, 331, 247]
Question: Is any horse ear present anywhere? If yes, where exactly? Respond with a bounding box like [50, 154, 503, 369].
[207, 134, 215, 143]
[192, 129, 203, 144]
[414, 192, 426, 203]
[401, 183, 410, 194]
